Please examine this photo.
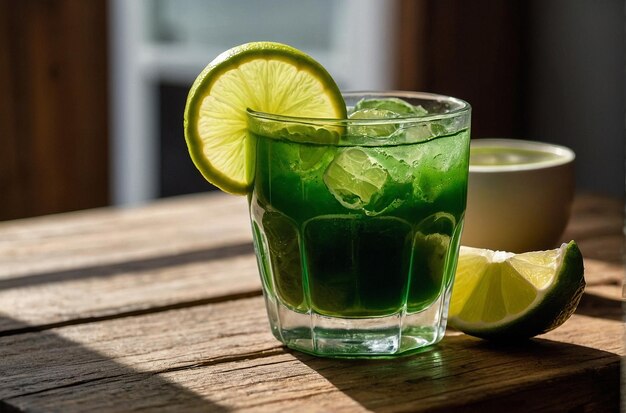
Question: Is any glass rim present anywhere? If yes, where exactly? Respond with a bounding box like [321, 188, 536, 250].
[247, 90, 471, 126]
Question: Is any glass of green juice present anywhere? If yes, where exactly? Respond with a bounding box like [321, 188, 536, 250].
[247, 92, 471, 357]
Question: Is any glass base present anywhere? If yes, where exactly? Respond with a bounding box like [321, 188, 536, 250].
[263, 290, 450, 358]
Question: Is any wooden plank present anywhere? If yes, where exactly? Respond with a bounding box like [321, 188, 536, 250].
[0, 251, 260, 333]
[0, 192, 258, 332]
[1, 268, 618, 342]
[0, 193, 620, 332]
[0, 298, 275, 398]
[0, 290, 621, 412]
[0, 192, 250, 278]
[560, 193, 623, 263]
[575, 234, 624, 264]
[0, 193, 615, 277]
[583, 258, 622, 288]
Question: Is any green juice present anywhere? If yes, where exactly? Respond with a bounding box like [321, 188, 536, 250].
[249, 128, 470, 318]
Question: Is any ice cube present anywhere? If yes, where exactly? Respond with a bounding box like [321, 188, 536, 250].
[412, 164, 445, 203]
[348, 100, 450, 144]
[348, 108, 399, 138]
[400, 122, 448, 143]
[426, 132, 467, 171]
[324, 148, 411, 215]
[324, 148, 387, 209]
[296, 144, 336, 172]
[352, 97, 427, 117]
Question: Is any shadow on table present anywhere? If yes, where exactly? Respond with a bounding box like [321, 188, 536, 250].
[0, 316, 227, 413]
[575, 291, 623, 321]
[290, 335, 620, 412]
[0, 243, 254, 291]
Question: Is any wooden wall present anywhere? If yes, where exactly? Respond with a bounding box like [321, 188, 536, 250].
[0, 0, 109, 221]
[395, 0, 529, 138]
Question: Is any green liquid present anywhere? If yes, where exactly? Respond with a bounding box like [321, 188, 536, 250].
[249, 130, 470, 318]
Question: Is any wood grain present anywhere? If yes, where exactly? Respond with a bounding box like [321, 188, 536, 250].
[0, 192, 250, 278]
[0, 192, 621, 333]
[0, 193, 621, 411]
[0, 292, 621, 412]
[0, 193, 255, 332]
[0, 0, 109, 221]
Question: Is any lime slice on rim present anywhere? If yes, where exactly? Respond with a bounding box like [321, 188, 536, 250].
[449, 241, 585, 340]
[184, 42, 346, 194]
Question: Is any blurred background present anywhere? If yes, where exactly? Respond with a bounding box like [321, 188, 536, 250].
[1, 0, 623, 221]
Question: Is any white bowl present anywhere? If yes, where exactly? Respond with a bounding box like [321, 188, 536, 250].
[462, 139, 576, 253]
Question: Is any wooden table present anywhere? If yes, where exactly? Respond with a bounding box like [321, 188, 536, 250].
[0, 192, 622, 412]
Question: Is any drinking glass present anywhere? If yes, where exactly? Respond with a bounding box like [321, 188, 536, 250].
[248, 92, 471, 357]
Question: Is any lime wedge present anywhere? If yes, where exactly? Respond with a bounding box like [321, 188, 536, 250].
[449, 241, 585, 340]
[184, 42, 346, 194]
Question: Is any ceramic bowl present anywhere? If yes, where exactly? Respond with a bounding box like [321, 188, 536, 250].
[462, 139, 576, 253]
